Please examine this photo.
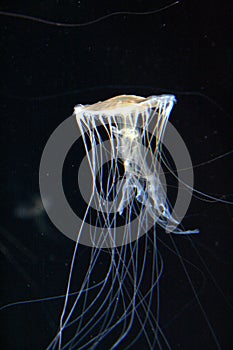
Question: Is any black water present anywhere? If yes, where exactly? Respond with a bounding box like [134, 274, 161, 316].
[0, 1, 232, 349]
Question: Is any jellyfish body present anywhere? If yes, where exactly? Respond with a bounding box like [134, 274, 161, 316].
[75, 94, 197, 238]
[48, 95, 198, 349]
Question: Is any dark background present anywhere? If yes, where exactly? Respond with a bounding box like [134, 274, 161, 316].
[0, 1, 232, 349]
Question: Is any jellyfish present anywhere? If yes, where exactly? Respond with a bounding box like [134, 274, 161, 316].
[1, 92, 230, 349]
[44, 94, 200, 350]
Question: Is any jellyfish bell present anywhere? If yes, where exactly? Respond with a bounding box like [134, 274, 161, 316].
[75, 94, 176, 113]
[74, 94, 175, 138]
